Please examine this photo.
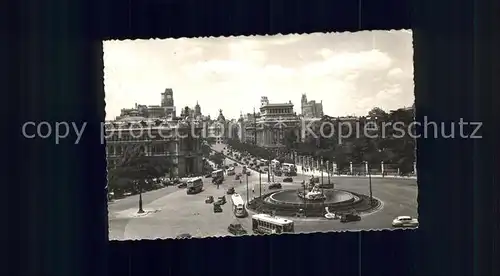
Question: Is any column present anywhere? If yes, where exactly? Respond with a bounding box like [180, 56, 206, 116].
[349, 162, 353, 175]
[381, 161, 385, 176]
[365, 161, 369, 174]
[413, 162, 417, 175]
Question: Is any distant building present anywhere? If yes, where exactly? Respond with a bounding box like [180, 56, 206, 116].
[115, 88, 177, 120]
[244, 97, 301, 148]
[301, 94, 324, 118]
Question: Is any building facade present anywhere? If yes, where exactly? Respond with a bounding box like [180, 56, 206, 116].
[301, 94, 324, 118]
[248, 97, 301, 148]
[106, 88, 204, 177]
[116, 88, 177, 120]
[105, 118, 204, 178]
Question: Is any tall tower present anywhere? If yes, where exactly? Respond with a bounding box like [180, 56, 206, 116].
[260, 96, 269, 106]
[301, 94, 308, 115]
[194, 101, 201, 116]
[161, 88, 174, 107]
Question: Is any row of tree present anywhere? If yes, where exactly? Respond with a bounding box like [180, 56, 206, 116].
[107, 143, 176, 198]
[228, 107, 416, 174]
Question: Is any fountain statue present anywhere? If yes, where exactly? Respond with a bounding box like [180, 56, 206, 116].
[304, 184, 327, 200]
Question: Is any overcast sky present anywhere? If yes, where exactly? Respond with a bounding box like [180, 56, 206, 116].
[103, 30, 413, 121]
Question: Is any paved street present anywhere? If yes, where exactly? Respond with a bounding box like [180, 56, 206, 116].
[108, 144, 418, 240]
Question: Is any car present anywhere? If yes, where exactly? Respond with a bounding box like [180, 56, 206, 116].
[311, 177, 320, 183]
[177, 183, 187, 188]
[205, 173, 212, 178]
[268, 182, 282, 189]
[274, 171, 282, 176]
[340, 213, 361, 223]
[392, 216, 419, 228]
[227, 223, 247, 236]
[213, 203, 223, 213]
[205, 196, 214, 204]
[235, 175, 240, 180]
[212, 178, 223, 185]
[295, 208, 306, 218]
[233, 163, 238, 167]
[176, 233, 192, 239]
[217, 195, 227, 205]
[226, 187, 235, 195]
[289, 171, 297, 176]
[283, 177, 293, 182]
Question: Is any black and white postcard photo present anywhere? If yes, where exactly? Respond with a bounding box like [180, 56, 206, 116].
[104, 30, 417, 240]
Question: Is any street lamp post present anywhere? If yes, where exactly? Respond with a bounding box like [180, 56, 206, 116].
[246, 173, 249, 203]
[259, 170, 262, 197]
[137, 180, 145, 213]
[367, 161, 373, 205]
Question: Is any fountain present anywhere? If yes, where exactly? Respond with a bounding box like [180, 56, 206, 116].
[298, 183, 327, 201]
[246, 177, 381, 218]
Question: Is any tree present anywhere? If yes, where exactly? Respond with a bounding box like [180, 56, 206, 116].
[110, 144, 174, 188]
[209, 152, 225, 168]
[368, 107, 388, 119]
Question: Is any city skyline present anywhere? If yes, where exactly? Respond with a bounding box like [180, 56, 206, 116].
[103, 30, 414, 121]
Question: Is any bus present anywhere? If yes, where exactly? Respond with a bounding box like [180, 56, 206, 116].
[271, 159, 280, 169]
[231, 193, 247, 218]
[212, 169, 224, 180]
[186, 177, 203, 194]
[227, 166, 236, 176]
[251, 214, 295, 234]
[282, 163, 297, 175]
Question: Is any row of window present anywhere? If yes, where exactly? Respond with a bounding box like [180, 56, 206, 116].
[263, 108, 293, 114]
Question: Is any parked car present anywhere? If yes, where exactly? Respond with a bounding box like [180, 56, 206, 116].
[268, 182, 282, 189]
[213, 203, 223, 213]
[177, 183, 187, 188]
[340, 213, 361, 223]
[176, 233, 192, 239]
[205, 196, 214, 204]
[392, 216, 419, 228]
[227, 223, 247, 236]
[226, 187, 235, 195]
[283, 177, 293, 182]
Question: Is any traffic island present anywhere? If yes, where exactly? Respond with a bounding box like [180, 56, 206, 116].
[247, 189, 381, 218]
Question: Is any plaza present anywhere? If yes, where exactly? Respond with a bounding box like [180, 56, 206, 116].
[108, 144, 418, 240]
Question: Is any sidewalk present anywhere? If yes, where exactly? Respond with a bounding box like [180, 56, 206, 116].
[295, 165, 417, 180]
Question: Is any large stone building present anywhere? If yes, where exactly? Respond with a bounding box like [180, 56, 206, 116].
[115, 88, 177, 120]
[301, 94, 324, 118]
[106, 88, 204, 177]
[243, 96, 301, 148]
